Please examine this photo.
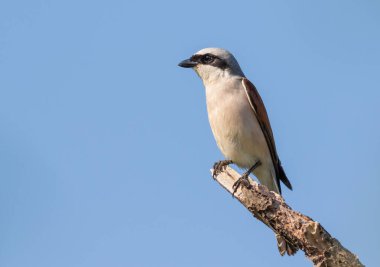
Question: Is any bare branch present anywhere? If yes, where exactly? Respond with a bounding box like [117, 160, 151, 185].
[212, 166, 364, 267]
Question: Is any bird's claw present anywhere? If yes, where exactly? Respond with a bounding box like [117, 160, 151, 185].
[212, 160, 233, 179]
[232, 175, 252, 196]
[232, 160, 261, 197]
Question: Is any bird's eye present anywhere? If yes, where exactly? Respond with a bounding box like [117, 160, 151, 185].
[201, 54, 214, 64]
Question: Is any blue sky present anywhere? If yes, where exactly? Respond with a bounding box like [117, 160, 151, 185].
[0, 1, 379, 266]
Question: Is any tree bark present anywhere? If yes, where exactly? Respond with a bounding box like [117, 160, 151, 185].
[212, 166, 364, 267]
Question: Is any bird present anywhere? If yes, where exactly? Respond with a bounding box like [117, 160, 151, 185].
[178, 47, 295, 255]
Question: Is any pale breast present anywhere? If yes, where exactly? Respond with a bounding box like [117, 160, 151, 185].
[205, 78, 272, 169]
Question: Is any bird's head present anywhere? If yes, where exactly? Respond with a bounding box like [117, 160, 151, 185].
[178, 48, 245, 85]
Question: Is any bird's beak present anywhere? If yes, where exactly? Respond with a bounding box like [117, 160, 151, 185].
[178, 58, 198, 68]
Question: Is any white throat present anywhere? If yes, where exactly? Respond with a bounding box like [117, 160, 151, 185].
[195, 66, 244, 88]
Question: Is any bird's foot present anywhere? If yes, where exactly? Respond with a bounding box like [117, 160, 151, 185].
[212, 160, 233, 179]
[232, 160, 261, 197]
[232, 174, 251, 196]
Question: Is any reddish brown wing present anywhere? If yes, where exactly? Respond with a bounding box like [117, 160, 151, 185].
[242, 78, 292, 192]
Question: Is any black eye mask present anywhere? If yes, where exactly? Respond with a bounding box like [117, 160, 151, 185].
[190, 54, 228, 69]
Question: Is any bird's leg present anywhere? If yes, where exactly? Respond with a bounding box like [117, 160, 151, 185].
[212, 160, 233, 179]
[232, 160, 262, 196]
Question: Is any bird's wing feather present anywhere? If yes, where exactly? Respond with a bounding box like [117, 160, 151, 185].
[242, 78, 292, 192]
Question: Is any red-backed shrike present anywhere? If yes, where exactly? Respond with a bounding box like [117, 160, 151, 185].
[179, 48, 295, 255]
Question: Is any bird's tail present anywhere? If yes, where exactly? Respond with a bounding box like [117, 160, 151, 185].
[276, 234, 298, 256]
[278, 163, 292, 190]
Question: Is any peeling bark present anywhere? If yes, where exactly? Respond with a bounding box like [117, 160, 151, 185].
[212, 166, 364, 267]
